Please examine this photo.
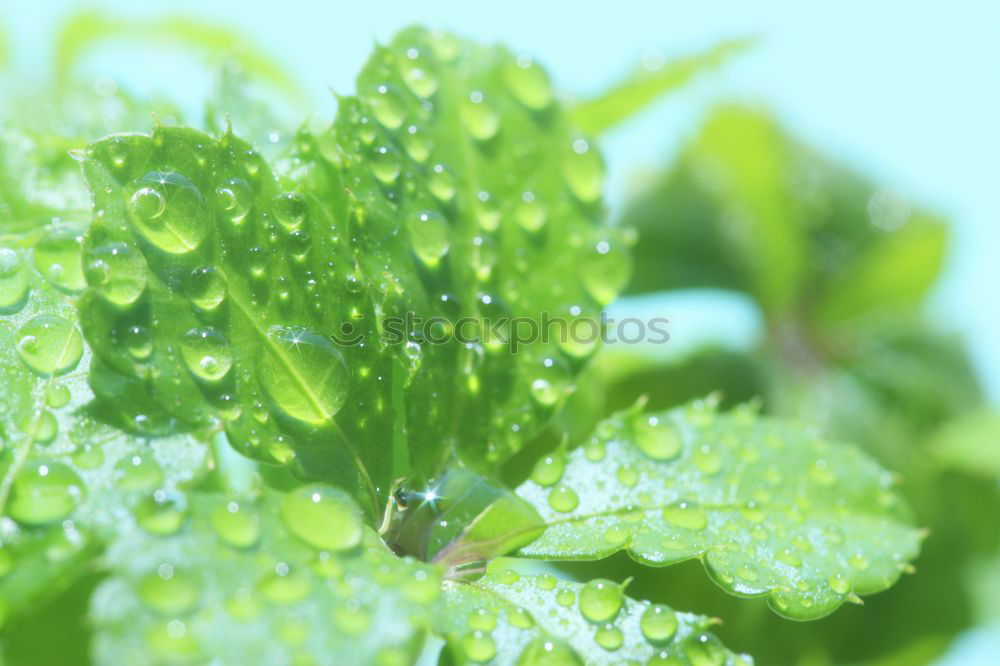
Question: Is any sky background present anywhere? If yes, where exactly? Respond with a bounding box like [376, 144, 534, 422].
[2, 0, 997, 399]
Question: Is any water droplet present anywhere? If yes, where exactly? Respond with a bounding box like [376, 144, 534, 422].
[776, 547, 802, 567]
[18, 409, 57, 443]
[332, 598, 372, 634]
[578, 579, 623, 623]
[508, 607, 535, 628]
[516, 638, 583, 666]
[662, 502, 708, 530]
[180, 327, 233, 382]
[273, 192, 307, 230]
[428, 163, 456, 202]
[848, 553, 870, 571]
[258, 326, 349, 425]
[210, 501, 261, 549]
[684, 634, 727, 666]
[84, 242, 147, 306]
[584, 439, 606, 461]
[135, 491, 187, 535]
[184, 265, 227, 311]
[260, 563, 311, 604]
[603, 524, 630, 547]
[0, 248, 29, 310]
[138, 566, 200, 615]
[468, 608, 497, 631]
[563, 138, 604, 203]
[127, 172, 208, 254]
[460, 91, 500, 141]
[634, 415, 682, 461]
[72, 443, 105, 469]
[34, 228, 86, 292]
[281, 485, 362, 552]
[401, 125, 432, 163]
[547, 484, 579, 513]
[504, 55, 553, 110]
[474, 191, 501, 231]
[828, 573, 850, 595]
[366, 84, 406, 129]
[580, 235, 629, 305]
[122, 324, 152, 360]
[640, 604, 678, 644]
[371, 146, 401, 184]
[406, 210, 450, 266]
[555, 588, 575, 606]
[530, 454, 565, 487]
[537, 573, 557, 590]
[461, 630, 496, 662]
[116, 455, 164, 492]
[616, 464, 639, 487]
[16, 315, 84, 377]
[214, 177, 253, 224]
[399, 51, 439, 97]
[594, 623, 623, 651]
[45, 383, 72, 408]
[515, 191, 547, 232]
[7, 461, 84, 525]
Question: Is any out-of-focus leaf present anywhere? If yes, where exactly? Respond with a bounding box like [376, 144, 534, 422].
[814, 215, 947, 326]
[0, 23, 9, 69]
[54, 12, 303, 101]
[516, 399, 921, 620]
[91, 489, 439, 666]
[930, 411, 1000, 480]
[570, 38, 755, 135]
[436, 559, 752, 665]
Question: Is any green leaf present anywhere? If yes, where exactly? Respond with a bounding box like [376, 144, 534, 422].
[77, 27, 629, 516]
[90, 488, 439, 665]
[435, 559, 752, 665]
[570, 38, 755, 135]
[54, 12, 303, 102]
[515, 399, 921, 620]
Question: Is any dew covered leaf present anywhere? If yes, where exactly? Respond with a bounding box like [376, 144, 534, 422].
[435, 559, 752, 665]
[90, 487, 439, 666]
[570, 38, 755, 136]
[515, 399, 921, 620]
[77, 26, 628, 517]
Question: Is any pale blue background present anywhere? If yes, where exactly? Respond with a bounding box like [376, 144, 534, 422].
[3, 0, 997, 399]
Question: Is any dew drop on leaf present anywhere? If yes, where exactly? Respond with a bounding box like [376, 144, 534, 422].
[461, 630, 497, 662]
[580, 235, 629, 305]
[214, 177, 253, 224]
[115, 455, 164, 492]
[134, 491, 187, 536]
[530, 454, 565, 487]
[259, 564, 311, 604]
[547, 484, 579, 513]
[7, 461, 84, 525]
[34, 227, 86, 292]
[662, 502, 708, 531]
[371, 146, 401, 184]
[640, 603, 678, 644]
[594, 623, 623, 651]
[273, 192, 308, 231]
[180, 327, 233, 383]
[84, 241, 148, 306]
[257, 326, 349, 425]
[365, 84, 407, 129]
[280, 485, 362, 552]
[516, 637, 583, 666]
[503, 55, 553, 110]
[399, 49, 439, 98]
[15, 315, 84, 377]
[127, 172, 209, 254]
[634, 415, 683, 461]
[184, 265, 227, 312]
[138, 565, 200, 615]
[210, 500, 261, 549]
[578, 579, 623, 623]
[460, 90, 500, 141]
[406, 210, 450, 266]
[563, 138, 604, 203]
[18, 409, 57, 444]
[428, 163, 456, 202]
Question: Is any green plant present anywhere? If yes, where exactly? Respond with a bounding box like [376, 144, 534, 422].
[0, 22, 927, 665]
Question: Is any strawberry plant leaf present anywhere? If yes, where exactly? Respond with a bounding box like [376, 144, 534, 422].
[90, 487, 439, 665]
[570, 38, 755, 136]
[435, 559, 752, 665]
[515, 399, 922, 620]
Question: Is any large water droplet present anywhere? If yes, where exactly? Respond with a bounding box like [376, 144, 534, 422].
[580, 236, 629, 305]
[547, 484, 579, 513]
[634, 415, 682, 461]
[210, 500, 261, 549]
[428, 164, 456, 202]
[281, 485, 362, 552]
[401, 125, 432, 163]
[116, 455, 164, 492]
[406, 210, 450, 266]
[138, 565, 200, 615]
[180, 327, 233, 383]
[260, 563, 311, 604]
[371, 146, 401, 184]
[563, 138, 604, 203]
[127, 172, 209, 254]
[7, 461, 84, 525]
[15, 315, 83, 377]
[515, 191, 547, 232]
[214, 177, 253, 224]
[504, 55, 553, 110]
[595, 623, 623, 651]
[530, 454, 565, 487]
[135, 491, 187, 535]
[184, 265, 227, 311]
[366, 84, 406, 129]
[460, 91, 500, 141]
[641, 604, 678, 644]
[273, 192, 308, 231]
[516, 637, 583, 666]
[34, 228, 86, 292]
[399, 49, 439, 98]
[257, 326, 349, 425]
[662, 502, 708, 531]
[578, 579, 623, 623]
[461, 631, 496, 662]
[84, 241, 148, 306]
